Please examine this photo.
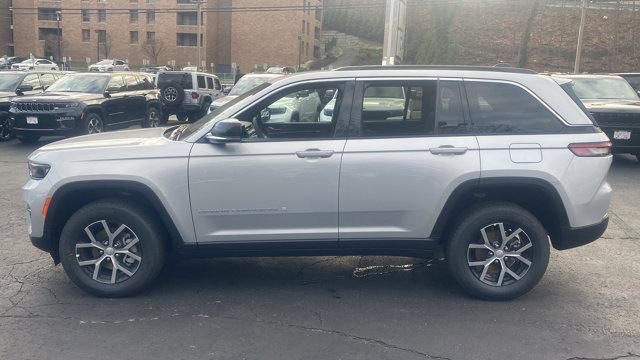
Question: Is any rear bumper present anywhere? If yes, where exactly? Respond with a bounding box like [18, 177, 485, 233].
[600, 126, 640, 153]
[554, 216, 609, 250]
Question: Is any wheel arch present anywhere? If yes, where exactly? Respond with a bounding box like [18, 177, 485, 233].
[430, 177, 570, 250]
[44, 180, 184, 263]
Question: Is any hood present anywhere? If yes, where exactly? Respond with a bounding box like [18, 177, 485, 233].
[0, 91, 15, 101]
[35, 127, 170, 153]
[211, 96, 237, 107]
[582, 99, 640, 113]
[12, 92, 103, 102]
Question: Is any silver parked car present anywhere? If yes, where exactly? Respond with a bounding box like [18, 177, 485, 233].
[24, 66, 612, 300]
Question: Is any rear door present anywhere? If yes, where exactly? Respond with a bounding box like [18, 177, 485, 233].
[338, 78, 481, 241]
[103, 75, 128, 125]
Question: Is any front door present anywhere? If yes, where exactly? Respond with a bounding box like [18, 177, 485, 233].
[188, 80, 354, 244]
[103, 75, 128, 125]
[339, 79, 481, 241]
[123, 74, 146, 121]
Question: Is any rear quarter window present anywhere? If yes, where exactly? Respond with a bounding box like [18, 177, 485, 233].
[157, 73, 193, 89]
[465, 81, 564, 134]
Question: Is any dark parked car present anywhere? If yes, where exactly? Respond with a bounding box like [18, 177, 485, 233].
[553, 74, 640, 159]
[0, 56, 27, 70]
[617, 73, 640, 94]
[10, 72, 161, 143]
[0, 71, 63, 141]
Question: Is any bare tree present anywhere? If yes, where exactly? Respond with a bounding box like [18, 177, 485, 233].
[43, 34, 67, 62]
[517, 0, 541, 68]
[98, 34, 113, 60]
[142, 39, 165, 66]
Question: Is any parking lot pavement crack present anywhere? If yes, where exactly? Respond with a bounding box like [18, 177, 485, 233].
[566, 353, 640, 360]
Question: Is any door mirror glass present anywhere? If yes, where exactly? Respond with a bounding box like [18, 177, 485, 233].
[103, 91, 111, 98]
[206, 119, 242, 144]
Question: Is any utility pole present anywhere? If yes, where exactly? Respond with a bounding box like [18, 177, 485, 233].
[574, 0, 587, 73]
[193, 0, 204, 71]
[56, 10, 62, 65]
[297, 34, 302, 70]
[382, 0, 407, 65]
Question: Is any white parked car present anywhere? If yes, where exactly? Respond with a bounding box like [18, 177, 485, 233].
[88, 59, 130, 72]
[12, 58, 59, 71]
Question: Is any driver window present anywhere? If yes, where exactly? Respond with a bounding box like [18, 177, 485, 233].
[106, 76, 126, 92]
[238, 84, 343, 140]
[22, 74, 42, 90]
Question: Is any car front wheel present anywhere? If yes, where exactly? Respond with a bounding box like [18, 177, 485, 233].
[143, 106, 161, 128]
[59, 199, 166, 297]
[446, 202, 550, 300]
[83, 113, 104, 134]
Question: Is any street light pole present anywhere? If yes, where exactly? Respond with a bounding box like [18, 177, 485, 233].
[574, 0, 587, 74]
[297, 34, 302, 71]
[193, 0, 203, 71]
[56, 10, 62, 65]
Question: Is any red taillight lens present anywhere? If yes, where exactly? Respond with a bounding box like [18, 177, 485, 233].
[568, 141, 612, 157]
[191, 91, 199, 99]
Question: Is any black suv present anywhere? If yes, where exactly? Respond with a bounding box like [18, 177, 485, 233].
[10, 72, 162, 143]
[0, 71, 63, 141]
[554, 74, 640, 159]
[617, 73, 640, 94]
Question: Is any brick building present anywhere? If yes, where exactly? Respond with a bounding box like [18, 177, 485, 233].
[0, 0, 13, 56]
[10, 0, 322, 72]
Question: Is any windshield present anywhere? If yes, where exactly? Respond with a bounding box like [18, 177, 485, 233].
[20, 59, 35, 65]
[177, 82, 272, 140]
[0, 74, 23, 92]
[46, 75, 109, 93]
[570, 77, 640, 101]
[229, 76, 275, 96]
[95, 60, 112, 65]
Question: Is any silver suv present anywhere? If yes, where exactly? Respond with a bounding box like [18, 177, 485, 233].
[23, 66, 612, 300]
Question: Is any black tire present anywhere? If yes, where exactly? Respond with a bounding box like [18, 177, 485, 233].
[160, 82, 185, 108]
[159, 112, 170, 126]
[176, 113, 188, 122]
[83, 112, 104, 135]
[187, 112, 201, 123]
[446, 202, 550, 301]
[0, 115, 14, 142]
[59, 199, 166, 297]
[142, 106, 161, 128]
[16, 133, 40, 143]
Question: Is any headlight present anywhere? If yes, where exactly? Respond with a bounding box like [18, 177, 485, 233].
[28, 162, 50, 180]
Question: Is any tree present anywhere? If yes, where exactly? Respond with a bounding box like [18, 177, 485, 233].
[98, 34, 113, 60]
[142, 39, 165, 66]
[43, 34, 67, 62]
[517, 0, 541, 68]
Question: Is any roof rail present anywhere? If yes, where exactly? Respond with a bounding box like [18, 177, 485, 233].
[333, 65, 537, 74]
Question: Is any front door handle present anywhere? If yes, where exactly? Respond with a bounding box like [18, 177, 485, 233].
[430, 145, 468, 155]
[296, 149, 334, 159]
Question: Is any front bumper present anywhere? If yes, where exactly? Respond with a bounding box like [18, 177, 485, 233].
[554, 216, 609, 250]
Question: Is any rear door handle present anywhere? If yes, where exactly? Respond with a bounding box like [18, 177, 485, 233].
[296, 149, 334, 159]
[430, 146, 468, 155]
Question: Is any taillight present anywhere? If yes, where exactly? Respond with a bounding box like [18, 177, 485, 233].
[191, 92, 199, 99]
[568, 141, 612, 157]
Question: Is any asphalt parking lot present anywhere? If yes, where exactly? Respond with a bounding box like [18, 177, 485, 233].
[1, 135, 639, 360]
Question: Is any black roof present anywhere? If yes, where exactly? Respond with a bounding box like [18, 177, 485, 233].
[334, 65, 537, 74]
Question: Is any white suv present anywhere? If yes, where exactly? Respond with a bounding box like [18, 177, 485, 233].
[88, 59, 130, 72]
[23, 66, 612, 299]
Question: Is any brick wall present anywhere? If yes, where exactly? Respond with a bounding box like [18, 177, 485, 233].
[0, 0, 11, 56]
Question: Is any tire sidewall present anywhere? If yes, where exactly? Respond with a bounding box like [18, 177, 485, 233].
[59, 201, 165, 297]
[447, 204, 550, 300]
[143, 106, 161, 128]
[83, 113, 104, 135]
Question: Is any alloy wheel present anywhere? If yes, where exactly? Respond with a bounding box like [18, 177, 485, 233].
[163, 87, 178, 102]
[87, 117, 102, 134]
[0, 117, 13, 141]
[75, 220, 142, 284]
[467, 222, 533, 287]
[148, 108, 160, 127]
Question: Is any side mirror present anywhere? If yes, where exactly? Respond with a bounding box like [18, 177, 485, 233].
[205, 119, 242, 144]
[103, 91, 111, 98]
[15, 84, 33, 95]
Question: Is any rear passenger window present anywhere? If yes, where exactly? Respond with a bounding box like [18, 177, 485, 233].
[197, 75, 206, 89]
[465, 81, 563, 134]
[437, 81, 467, 134]
[206, 77, 214, 89]
[361, 81, 436, 137]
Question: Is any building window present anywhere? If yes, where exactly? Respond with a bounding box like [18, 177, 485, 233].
[146, 31, 155, 42]
[177, 0, 193, 3]
[97, 30, 107, 43]
[98, 9, 106, 22]
[130, 31, 139, 44]
[314, 26, 320, 40]
[177, 33, 197, 46]
[129, 10, 138, 23]
[302, 20, 305, 33]
[38, 28, 59, 41]
[129, 0, 138, 2]
[315, 7, 322, 21]
[146, 10, 155, 24]
[314, 45, 320, 58]
[307, 22, 310, 35]
[145, 0, 156, 3]
[38, 8, 60, 21]
[305, 42, 309, 56]
[81, 9, 90, 22]
[177, 11, 197, 25]
[82, 29, 91, 42]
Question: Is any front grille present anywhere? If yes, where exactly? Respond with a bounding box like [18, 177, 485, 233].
[591, 112, 640, 128]
[14, 102, 58, 112]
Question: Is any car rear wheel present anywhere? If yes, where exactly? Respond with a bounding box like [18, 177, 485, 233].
[59, 199, 166, 297]
[446, 202, 550, 300]
[0, 116, 14, 142]
[142, 106, 161, 128]
[83, 113, 104, 134]
[160, 82, 185, 108]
